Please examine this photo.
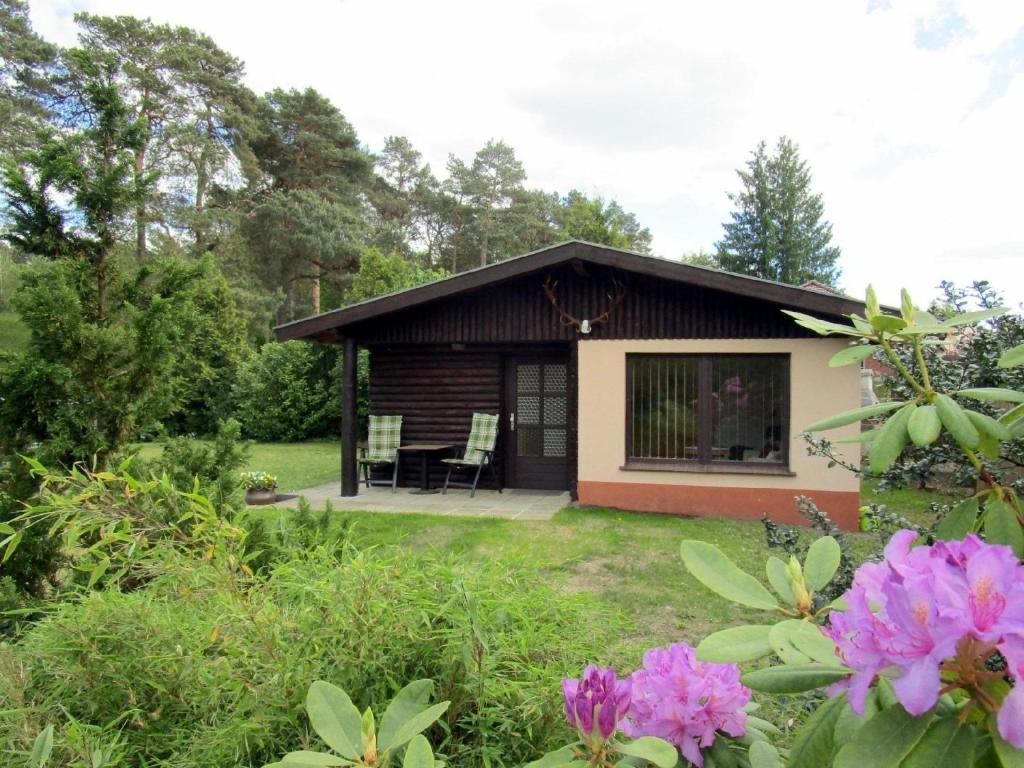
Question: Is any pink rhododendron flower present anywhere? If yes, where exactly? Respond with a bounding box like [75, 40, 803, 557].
[622, 642, 750, 767]
[562, 665, 631, 745]
[826, 531, 1024, 748]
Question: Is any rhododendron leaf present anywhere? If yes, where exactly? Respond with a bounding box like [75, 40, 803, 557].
[983, 500, 1024, 558]
[978, 430, 1001, 460]
[935, 498, 978, 540]
[782, 310, 866, 337]
[965, 410, 1013, 442]
[615, 736, 678, 768]
[956, 388, 1024, 404]
[935, 394, 981, 450]
[876, 678, 899, 709]
[376, 702, 448, 755]
[803, 536, 841, 592]
[991, 722, 1024, 768]
[523, 747, 577, 768]
[900, 289, 915, 322]
[834, 689, 880, 745]
[907, 405, 942, 447]
[768, 620, 812, 665]
[999, 343, 1024, 368]
[679, 541, 779, 610]
[741, 663, 850, 693]
[803, 401, 906, 432]
[282, 751, 352, 766]
[866, 286, 881, 319]
[833, 427, 880, 444]
[697, 625, 774, 663]
[748, 741, 782, 768]
[849, 314, 873, 333]
[833, 705, 934, 768]
[746, 715, 782, 735]
[870, 314, 907, 333]
[939, 307, 1008, 327]
[789, 620, 841, 666]
[898, 716, 974, 767]
[1001, 402, 1024, 423]
[708, 738, 744, 767]
[829, 345, 876, 367]
[788, 693, 847, 768]
[379, 680, 433, 752]
[869, 403, 914, 474]
[401, 735, 434, 768]
[766, 556, 796, 606]
[306, 681, 362, 760]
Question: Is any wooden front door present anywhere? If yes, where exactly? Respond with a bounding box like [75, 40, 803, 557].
[505, 357, 569, 489]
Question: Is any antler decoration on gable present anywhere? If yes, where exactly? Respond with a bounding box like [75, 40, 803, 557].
[543, 275, 627, 334]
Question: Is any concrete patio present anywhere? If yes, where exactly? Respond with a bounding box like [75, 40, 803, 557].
[260, 483, 571, 520]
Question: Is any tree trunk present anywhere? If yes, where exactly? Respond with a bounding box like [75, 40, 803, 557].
[192, 107, 214, 254]
[479, 211, 492, 267]
[135, 140, 149, 261]
[311, 262, 321, 315]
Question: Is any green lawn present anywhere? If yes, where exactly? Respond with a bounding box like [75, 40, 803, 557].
[321, 506, 786, 651]
[860, 479, 959, 527]
[135, 439, 340, 492]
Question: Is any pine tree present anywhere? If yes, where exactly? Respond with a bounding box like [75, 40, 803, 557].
[715, 137, 841, 287]
[446, 140, 526, 268]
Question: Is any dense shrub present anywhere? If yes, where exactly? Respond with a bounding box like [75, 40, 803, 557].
[0, 456, 61, 599]
[137, 418, 250, 512]
[161, 261, 251, 437]
[3, 546, 619, 767]
[232, 341, 341, 441]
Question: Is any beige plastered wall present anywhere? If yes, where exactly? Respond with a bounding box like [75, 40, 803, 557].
[576, 338, 861, 494]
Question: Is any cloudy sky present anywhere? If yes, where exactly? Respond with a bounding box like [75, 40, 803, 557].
[29, 0, 1024, 306]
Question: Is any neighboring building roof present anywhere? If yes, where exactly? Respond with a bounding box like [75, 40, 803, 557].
[800, 279, 849, 297]
[275, 240, 865, 342]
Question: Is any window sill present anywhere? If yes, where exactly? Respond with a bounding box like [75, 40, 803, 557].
[619, 460, 796, 477]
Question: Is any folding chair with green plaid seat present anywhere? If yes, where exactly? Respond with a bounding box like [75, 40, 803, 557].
[442, 412, 500, 498]
[356, 414, 403, 493]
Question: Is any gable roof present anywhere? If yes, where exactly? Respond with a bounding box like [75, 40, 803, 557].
[275, 240, 863, 342]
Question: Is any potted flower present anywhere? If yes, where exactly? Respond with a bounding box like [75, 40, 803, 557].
[241, 471, 278, 505]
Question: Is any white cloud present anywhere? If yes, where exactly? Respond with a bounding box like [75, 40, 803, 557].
[29, 0, 1024, 307]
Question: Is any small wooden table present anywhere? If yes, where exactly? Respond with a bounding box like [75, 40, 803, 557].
[397, 443, 455, 494]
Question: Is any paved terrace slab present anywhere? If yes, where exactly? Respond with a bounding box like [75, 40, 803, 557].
[257, 483, 570, 520]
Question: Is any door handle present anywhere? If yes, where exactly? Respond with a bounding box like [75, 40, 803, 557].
[509, 411, 515, 431]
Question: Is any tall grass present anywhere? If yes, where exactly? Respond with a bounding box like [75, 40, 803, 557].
[3, 545, 622, 767]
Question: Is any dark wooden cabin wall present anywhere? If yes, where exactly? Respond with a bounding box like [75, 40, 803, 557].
[347, 264, 821, 346]
[368, 347, 503, 489]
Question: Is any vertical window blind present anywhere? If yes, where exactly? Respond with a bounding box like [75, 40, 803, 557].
[627, 354, 787, 465]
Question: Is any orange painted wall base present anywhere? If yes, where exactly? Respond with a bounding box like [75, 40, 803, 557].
[577, 480, 861, 531]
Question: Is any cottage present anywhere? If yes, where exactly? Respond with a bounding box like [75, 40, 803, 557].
[275, 241, 864, 529]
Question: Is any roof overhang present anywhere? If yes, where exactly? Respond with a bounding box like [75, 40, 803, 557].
[274, 240, 864, 342]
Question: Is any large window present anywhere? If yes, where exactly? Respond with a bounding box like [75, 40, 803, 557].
[626, 354, 788, 468]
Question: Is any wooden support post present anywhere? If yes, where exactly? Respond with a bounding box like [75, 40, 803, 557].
[568, 340, 579, 501]
[340, 336, 358, 497]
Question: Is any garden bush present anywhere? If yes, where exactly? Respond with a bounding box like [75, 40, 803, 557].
[232, 341, 341, 441]
[2, 546, 620, 767]
[137, 418, 250, 513]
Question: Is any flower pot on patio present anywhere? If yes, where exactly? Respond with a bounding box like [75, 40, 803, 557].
[245, 487, 278, 505]
[241, 471, 278, 505]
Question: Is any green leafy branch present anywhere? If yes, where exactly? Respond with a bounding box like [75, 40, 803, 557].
[263, 680, 448, 768]
[785, 286, 1024, 556]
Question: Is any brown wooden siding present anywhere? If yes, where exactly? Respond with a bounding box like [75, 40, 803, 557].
[368, 347, 504, 489]
[346, 264, 820, 346]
